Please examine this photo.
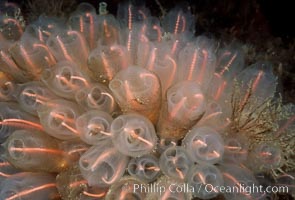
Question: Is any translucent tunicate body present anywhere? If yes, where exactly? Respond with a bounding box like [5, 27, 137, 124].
[219, 164, 263, 200]
[248, 143, 282, 170]
[96, 10, 120, 46]
[0, 156, 22, 185]
[144, 45, 178, 96]
[186, 163, 223, 199]
[9, 35, 56, 80]
[37, 99, 82, 140]
[41, 60, 90, 100]
[105, 176, 147, 200]
[161, 6, 195, 36]
[127, 154, 160, 183]
[159, 146, 192, 181]
[75, 83, 118, 115]
[0, 42, 29, 82]
[222, 136, 248, 164]
[109, 66, 161, 124]
[197, 101, 223, 129]
[76, 110, 113, 145]
[236, 61, 277, 104]
[87, 44, 128, 83]
[182, 126, 224, 164]
[3, 129, 67, 172]
[58, 139, 90, 165]
[110, 113, 158, 157]
[79, 142, 129, 187]
[157, 81, 206, 140]
[0, 15, 23, 41]
[14, 81, 57, 116]
[69, 3, 99, 50]
[56, 164, 107, 200]
[117, 1, 150, 29]
[0, 172, 59, 200]
[0, 102, 40, 143]
[46, 29, 89, 72]
[23, 15, 65, 43]
[177, 36, 216, 92]
[215, 45, 245, 81]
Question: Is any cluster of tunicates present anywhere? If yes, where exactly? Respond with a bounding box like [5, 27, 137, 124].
[0, 1, 294, 200]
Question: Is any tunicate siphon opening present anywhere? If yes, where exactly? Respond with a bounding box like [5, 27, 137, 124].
[49, 111, 65, 128]
[89, 87, 104, 105]
[22, 89, 36, 106]
[8, 139, 25, 159]
[99, 162, 114, 183]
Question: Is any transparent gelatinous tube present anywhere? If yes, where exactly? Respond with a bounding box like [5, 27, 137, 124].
[161, 6, 195, 35]
[219, 164, 263, 200]
[186, 163, 223, 199]
[182, 126, 224, 164]
[9, 36, 56, 80]
[58, 139, 90, 165]
[0, 102, 40, 143]
[0, 172, 59, 200]
[23, 15, 65, 43]
[0, 156, 22, 185]
[116, 2, 150, 63]
[157, 81, 206, 140]
[236, 61, 277, 104]
[222, 136, 248, 164]
[146, 50, 178, 97]
[41, 60, 90, 100]
[127, 154, 160, 183]
[215, 45, 245, 81]
[110, 113, 158, 157]
[197, 101, 223, 128]
[46, 29, 90, 71]
[109, 66, 161, 124]
[56, 164, 107, 200]
[14, 81, 57, 116]
[177, 36, 216, 91]
[37, 99, 82, 140]
[0, 44, 29, 82]
[0, 16, 23, 41]
[87, 44, 128, 83]
[248, 143, 282, 170]
[69, 3, 99, 50]
[97, 11, 121, 46]
[3, 129, 67, 172]
[117, 1, 150, 30]
[75, 83, 118, 115]
[146, 175, 192, 200]
[79, 142, 129, 187]
[105, 176, 147, 200]
[76, 110, 113, 145]
[159, 146, 192, 181]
